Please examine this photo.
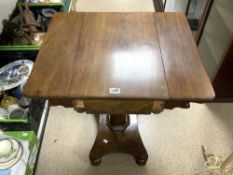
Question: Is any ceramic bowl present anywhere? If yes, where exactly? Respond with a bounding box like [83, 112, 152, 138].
[0, 138, 22, 169]
[0, 139, 13, 159]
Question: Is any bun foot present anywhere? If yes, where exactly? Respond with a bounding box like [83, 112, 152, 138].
[90, 157, 101, 166]
[135, 157, 147, 166]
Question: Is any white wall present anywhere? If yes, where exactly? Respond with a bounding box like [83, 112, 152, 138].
[165, 0, 176, 12]
[0, 0, 17, 31]
[165, 0, 189, 12]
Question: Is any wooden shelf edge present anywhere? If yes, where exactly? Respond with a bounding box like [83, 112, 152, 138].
[16, 2, 64, 7]
[0, 45, 40, 51]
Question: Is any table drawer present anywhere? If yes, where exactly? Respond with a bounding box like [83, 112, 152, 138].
[84, 100, 153, 114]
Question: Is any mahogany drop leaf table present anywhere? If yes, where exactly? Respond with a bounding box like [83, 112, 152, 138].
[24, 12, 215, 166]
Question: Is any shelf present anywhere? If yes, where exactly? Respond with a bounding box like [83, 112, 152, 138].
[0, 0, 72, 52]
[36, 100, 49, 141]
[16, 1, 64, 7]
[0, 118, 28, 123]
[0, 45, 40, 51]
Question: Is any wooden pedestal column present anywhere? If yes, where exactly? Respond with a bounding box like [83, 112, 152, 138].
[89, 114, 148, 166]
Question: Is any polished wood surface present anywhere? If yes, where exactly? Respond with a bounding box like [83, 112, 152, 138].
[156, 13, 214, 100]
[89, 114, 148, 166]
[50, 99, 189, 111]
[84, 100, 153, 114]
[25, 13, 84, 98]
[24, 12, 214, 101]
[69, 13, 168, 99]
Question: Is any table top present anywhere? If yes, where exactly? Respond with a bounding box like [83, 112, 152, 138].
[24, 12, 215, 101]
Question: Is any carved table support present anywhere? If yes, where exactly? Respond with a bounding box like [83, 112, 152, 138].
[89, 114, 148, 166]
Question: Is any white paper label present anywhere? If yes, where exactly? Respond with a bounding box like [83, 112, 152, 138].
[109, 88, 120, 94]
[22, 132, 28, 137]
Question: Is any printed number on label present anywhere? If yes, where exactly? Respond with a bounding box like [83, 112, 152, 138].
[109, 88, 120, 94]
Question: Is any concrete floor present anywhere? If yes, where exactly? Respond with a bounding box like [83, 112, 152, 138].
[35, 0, 233, 175]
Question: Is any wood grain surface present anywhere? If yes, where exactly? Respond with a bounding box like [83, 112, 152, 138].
[69, 13, 168, 99]
[24, 13, 84, 98]
[89, 114, 148, 166]
[84, 100, 153, 114]
[156, 13, 215, 100]
[24, 12, 215, 101]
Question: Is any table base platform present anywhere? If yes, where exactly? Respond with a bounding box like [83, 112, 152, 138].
[89, 114, 148, 166]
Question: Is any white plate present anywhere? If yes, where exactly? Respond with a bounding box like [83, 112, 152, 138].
[0, 139, 22, 169]
[0, 60, 34, 91]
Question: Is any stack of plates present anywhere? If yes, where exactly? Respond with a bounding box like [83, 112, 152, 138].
[0, 138, 22, 170]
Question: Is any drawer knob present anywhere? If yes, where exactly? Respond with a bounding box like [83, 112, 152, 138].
[152, 101, 165, 114]
[73, 100, 86, 113]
